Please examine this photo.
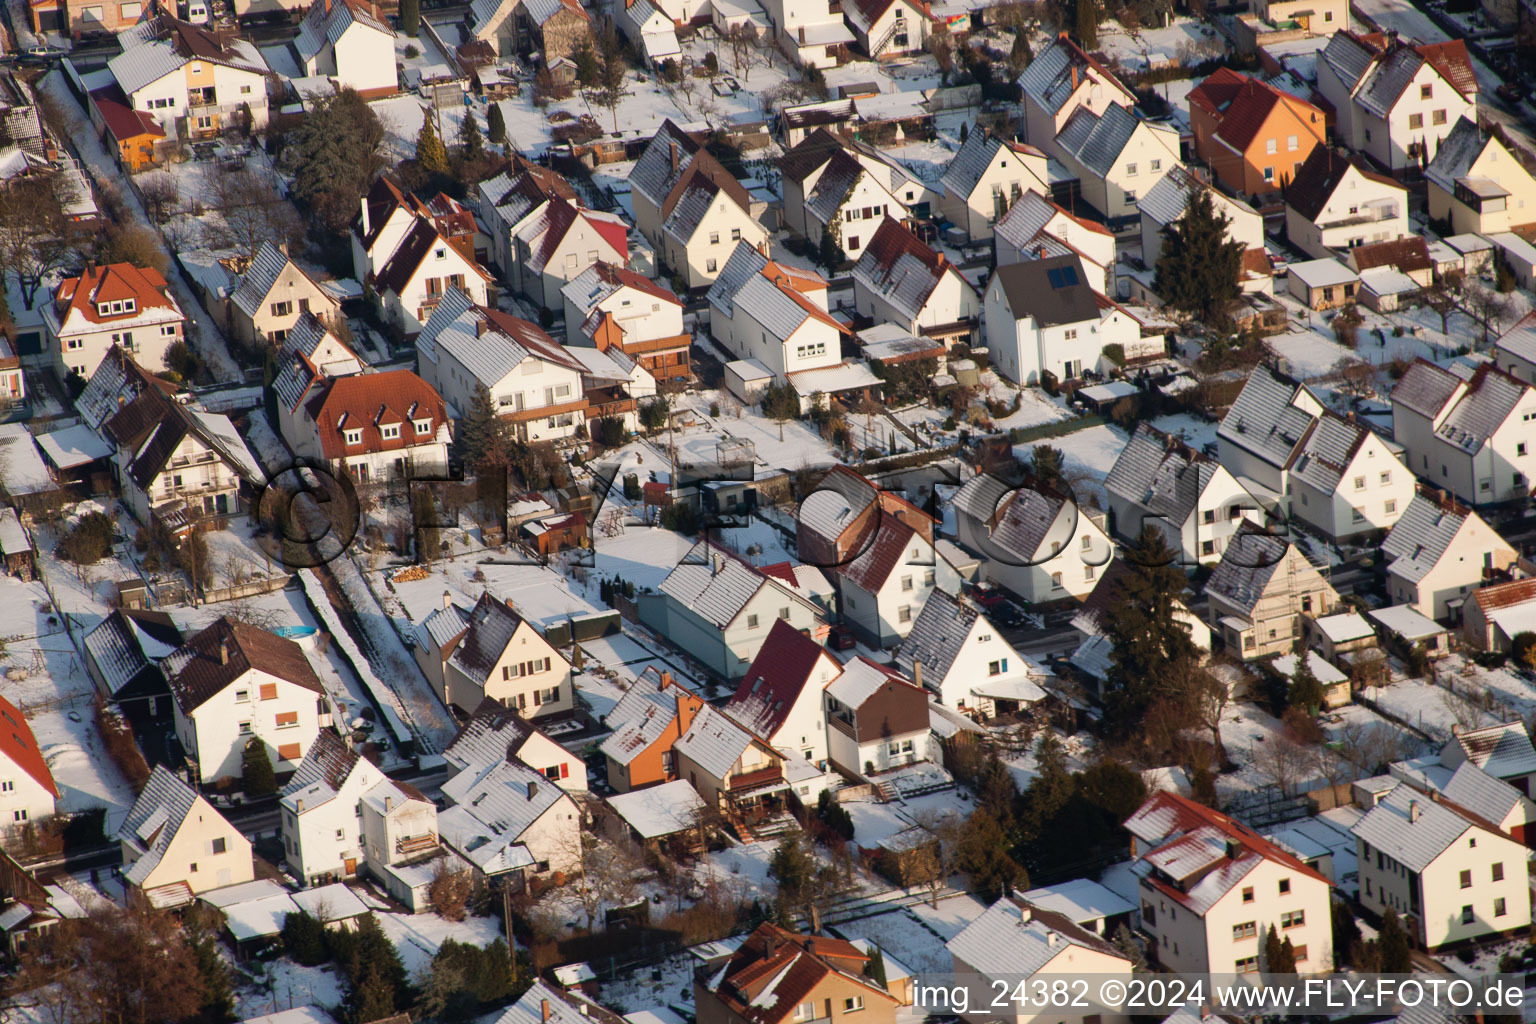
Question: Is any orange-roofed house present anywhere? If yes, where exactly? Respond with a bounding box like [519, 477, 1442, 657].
[1464, 578, 1536, 652]
[599, 668, 706, 792]
[696, 923, 900, 1024]
[561, 262, 690, 385]
[1189, 68, 1327, 195]
[89, 86, 166, 173]
[279, 368, 450, 485]
[706, 240, 850, 381]
[0, 696, 59, 832]
[851, 219, 981, 347]
[44, 262, 186, 380]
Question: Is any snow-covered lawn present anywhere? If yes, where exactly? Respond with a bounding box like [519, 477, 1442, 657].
[599, 949, 698, 1016]
[1148, 412, 1218, 450]
[834, 905, 960, 973]
[592, 526, 699, 594]
[1094, 17, 1224, 71]
[375, 910, 505, 976]
[1358, 678, 1500, 743]
[233, 959, 346, 1022]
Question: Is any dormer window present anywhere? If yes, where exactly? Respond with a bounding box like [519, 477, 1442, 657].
[381, 423, 400, 440]
[435, 247, 447, 260]
[123, 299, 134, 313]
[344, 428, 363, 445]
[414, 418, 432, 435]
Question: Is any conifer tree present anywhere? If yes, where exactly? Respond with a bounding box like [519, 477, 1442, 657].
[1103, 526, 1197, 732]
[1288, 653, 1326, 713]
[1378, 907, 1412, 972]
[241, 740, 276, 796]
[487, 103, 507, 145]
[1155, 184, 1243, 322]
[399, 0, 419, 35]
[416, 116, 449, 177]
[1264, 925, 1285, 973]
[458, 113, 484, 161]
[864, 947, 887, 987]
[1075, 0, 1098, 47]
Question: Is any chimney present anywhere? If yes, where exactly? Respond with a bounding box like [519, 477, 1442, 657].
[1226, 839, 1241, 860]
[385, 794, 393, 811]
[443, 589, 453, 609]
[219, 641, 229, 665]
[1020, 905, 1032, 924]
[713, 553, 725, 575]
[669, 140, 680, 174]
[505, 597, 517, 612]
[798, 25, 805, 42]
[476, 317, 490, 338]
[1046, 930, 1058, 947]
[360, 196, 371, 238]
[913, 660, 923, 690]
[527, 781, 538, 800]
[809, 902, 822, 934]
[296, 798, 305, 812]
[1409, 799, 1420, 823]
[1070, 64, 1079, 91]
[542, 1000, 551, 1023]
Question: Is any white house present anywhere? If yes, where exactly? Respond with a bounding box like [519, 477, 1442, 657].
[1285, 146, 1411, 260]
[707, 241, 848, 382]
[844, 0, 930, 58]
[997, 190, 1118, 295]
[794, 150, 905, 262]
[417, 290, 590, 443]
[107, 16, 271, 138]
[938, 127, 1050, 243]
[165, 618, 331, 786]
[0, 697, 58, 832]
[1053, 102, 1183, 221]
[118, 765, 254, 904]
[823, 658, 937, 778]
[781, 128, 936, 234]
[1141, 167, 1267, 277]
[757, 0, 853, 67]
[445, 696, 587, 793]
[228, 242, 343, 350]
[427, 591, 574, 719]
[1381, 492, 1518, 620]
[1105, 423, 1266, 565]
[45, 262, 185, 380]
[835, 514, 961, 647]
[1441, 722, 1536, 796]
[852, 219, 982, 347]
[893, 589, 1045, 719]
[953, 473, 1115, 604]
[984, 255, 1145, 386]
[1353, 782, 1530, 949]
[628, 121, 768, 289]
[1206, 527, 1340, 658]
[1018, 35, 1137, 160]
[1495, 313, 1536, 383]
[1427, 118, 1536, 236]
[1219, 365, 1415, 540]
[1127, 791, 1334, 975]
[947, 895, 1133, 1024]
[357, 777, 441, 907]
[1389, 760, 1536, 845]
[725, 617, 842, 766]
[438, 755, 582, 882]
[476, 157, 582, 278]
[560, 261, 690, 386]
[292, 0, 397, 97]
[279, 730, 387, 886]
[512, 197, 629, 310]
[1316, 32, 1478, 174]
[1390, 359, 1536, 507]
[278, 368, 450, 486]
[617, 0, 680, 68]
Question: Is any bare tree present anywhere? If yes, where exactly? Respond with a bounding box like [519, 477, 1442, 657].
[139, 174, 180, 225]
[909, 809, 966, 908]
[1253, 733, 1311, 798]
[725, 24, 758, 81]
[927, 23, 954, 82]
[0, 174, 76, 308]
[1465, 282, 1513, 347]
[202, 168, 305, 261]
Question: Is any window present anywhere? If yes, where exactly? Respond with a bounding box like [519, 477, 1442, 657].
[212, 837, 227, 854]
[731, 228, 743, 241]
[1352, 507, 1365, 523]
[1409, 113, 1423, 129]
[1460, 869, 1472, 888]
[924, 570, 935, 586]
[1233, 922, 1257, 940]
[344, 429, 362, 446]
[0, 781, 10, 793]
[1084, 564, 1095, 580]
[1496, 898, 1508, 917]
[779, 607, 791, 619]
[12, 809, 25, 822]
[1264, 167, 1275, 182]
[381, 424, 400, 440]
[1385, 500, 1396, 514]
[276, 711, 299, 728]
[1241, 886, 1254, 903]
[1202, 540, 1216, 556]
[279, 743, 302, 760]
[271, 300, 293, 317]
[1461, 905, 1475, 924]
[795, 1004, 814, 1022]
[260, 683, 278, 700]
[1301, 596, 1312, 613]
[238, 722, 253, 735]
[1281, 910, 1304, 928]
[747, 614, 760, 629]
[1433, 109, 1447, 125]
[1287, 134, 1298, 151]
[1235, 956, 1258, 974]
[235, 689, 249, 703]
[710, 232, 720, 244]
[988, 659, 1008, 675]
[1150, 159, 1161, 172]
[415, 419, 433, 435]
[1293, 945, 1308, 962]
[1266, 139, 1278, 155]
[847, 236, 860, 250]
[1520, 443, 1528, 456]
[707, 259, 717, 273]
[1493, 862, 1504, 881]
[1421, 84, 1433, 99]
[844, 998, 864, 1013]
[901, 575, 913, 591]
[1051, 572, 1063, 589]
[899, 606, 912, 623]
[1126, 163, 1138, 175]
[1279, 878, 1291, 894]
[1354, 475, 1365, 490]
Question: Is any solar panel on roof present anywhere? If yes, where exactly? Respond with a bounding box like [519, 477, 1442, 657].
[1046, 265, 1079, 288]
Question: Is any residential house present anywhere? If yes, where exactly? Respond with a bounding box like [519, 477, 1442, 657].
[464, 0, 593, 61]
[496, 980, 630, 1024]
[1345, 236, 1435, 290]
[117, 765, 254, 905]
[75, 342, 178, 431]
[696, 924, 899, 1024]
[279, 368, 449, 486]
[268, 312, 365, 407]
[852, 219, 981, 347]
[983, 255, 1145, 386]
[428, 591, 573, 718]
[780, 128, 936, 235]
[1441, 722, 1536, 796]
[795, 465, 935, 570]
[279, 730, 387, 886]
[292, 0, 397, 97]
[89, 85, 167, 172]
[618, 0, 681, 69]
[416, 290, 590, 443]
[638, 541, 826, 679]
[671, 702, 784, 815]
[0, 697, 58, 832]
[447, 697, 587, 793]
[352, 177, 493, 334]
[357, 777, 440, 909]
[476, 156, 581, 278]
[45, 262, 186, 379]
[1105, 423, 1266, 566]
[1464, 579, 1536, 653]
[1206, 526, 1340, 658]
[1391, 760, 1536, 845]
[565, 344, 656, 433]
[101, 380, 262, 531]
[1251, 0, 1346, 31]
[822, 658, 934, 777]
[560, 261, 690, 385]
[1390, 359, 1536, 507]
[792, 148, 906, 262]
[952, 473, 1115, 603]
[1054, 103, 1182, 220]
[1426, 117, 1536, 236]
[629, 121, 769, 289]
[834, 507, 961, 647]
[1317, 32, 1479, 174]
[757, 0, 853, 67]
[229, 242, 342, 350]
[1269, 650, 1352, 709]
[1019, 35, 1138, 160]
[1283, 147, 1410, 259]
[82, 607, 182, 725]
[107, 16, 271, 139]
[1127, 791, 1334, 975]
[599, 668, 705, 792]
[938, 126, 1050, 242]
[1139, 167, 1269, 292]
[707, 240, 848, 382]
[1496, 312, 1536, 383]
[512, 197, 629, 310]
[845, 0, 930, 58]
[1217, 365, 1414, 539]
[1381, 490, 1517, 619]
[997, 190, 1118, 295]
[438, 753, 581, 881]
[894, 589, 1044, 718]
[165, 617, 330, 785]
[1189, 69, 1327, 195]
[726, 619, 841, 765]
[1353, 782, 1530, 948]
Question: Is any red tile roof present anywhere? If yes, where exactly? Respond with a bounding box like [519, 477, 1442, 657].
[529, 198, 628, 272]
[1132, 791, 1329, 885]
[1199, 73, 1322, 153]
[0, 696, 58, 798]
[304, 369, 448, 461]
[727, 619, 832, 738]
[90, 86, 166, 143]
[54, 263, 177, 327]
[705, 924, 895, 1024]
[1349, 236, 1432, 274]
[1187, 66, 1249, 117]
[588, 260, 681, 307]
[1417, 39, 1478, 98]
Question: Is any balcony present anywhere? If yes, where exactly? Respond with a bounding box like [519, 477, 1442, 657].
[726, 765, 784, 793]
[1323, 205, 1401, 230]
[499, 395, 590, 424]
[396, 832, 438, 857]
[619, 333, 692, 357]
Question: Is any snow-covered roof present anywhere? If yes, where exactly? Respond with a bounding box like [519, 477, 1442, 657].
[1381, 493, 1478, 584]
[1440, 761, 1527, 827]
[673, 703, 755, 779]
[1350, 782, 1478, 872]
[1367, 604, 1445, 641]
[1272, 650, 1347, 686]
[1445, 722, 1536, 781]
[35, 424, 112, 469]
[657, 542, 775, 629]
[947, 895, 1124, 977]
[1019, 878, 1135, 926]
[606, 778, 706, 839]
[0, 423, 55, 496]
[1289, 257, 1359, 289]
[1311, 611, 1374, 644]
